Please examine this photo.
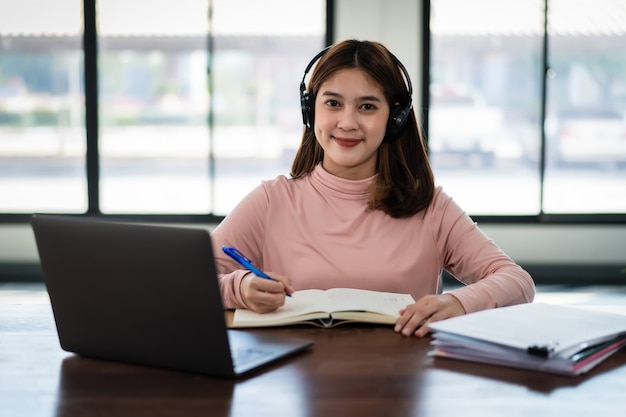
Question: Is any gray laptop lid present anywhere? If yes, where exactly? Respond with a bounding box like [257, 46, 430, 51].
[30, 214, 312, 378]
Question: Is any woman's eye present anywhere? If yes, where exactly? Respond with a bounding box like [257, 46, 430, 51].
[362, 103, 376, 110]
[326, 100, 339, 107]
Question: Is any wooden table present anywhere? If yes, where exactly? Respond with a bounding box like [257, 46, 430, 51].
[2, 303, 626, 417]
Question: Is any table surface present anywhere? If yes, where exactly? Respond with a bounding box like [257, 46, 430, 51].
[2, 302, 626, 417]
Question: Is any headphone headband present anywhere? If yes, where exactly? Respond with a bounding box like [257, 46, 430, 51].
[299, 45, 413, 143]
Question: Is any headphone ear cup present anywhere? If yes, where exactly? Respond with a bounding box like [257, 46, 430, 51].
[300, 91, 314, 129]
[300, 47, 330, 129]
[300, 91, 310, 127]
[384, 104, 412, 143]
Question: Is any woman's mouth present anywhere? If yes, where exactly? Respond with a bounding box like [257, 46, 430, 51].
[333, 137, 362, 147]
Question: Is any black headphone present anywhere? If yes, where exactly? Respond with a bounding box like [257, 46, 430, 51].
[299, 46, 413, 143]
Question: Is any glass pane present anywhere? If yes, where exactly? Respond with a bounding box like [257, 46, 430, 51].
[429, 0, 544, 215]
[211, 0, 326, 215]
[98, 0, 211, 214]
[0, 0, 86, 213]
[98, 0, 325, 215]
[544, 0, 626, 213]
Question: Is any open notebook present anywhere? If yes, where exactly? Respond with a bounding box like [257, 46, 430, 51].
[231, 288, 415, 328]
[31, 214, 313, 378]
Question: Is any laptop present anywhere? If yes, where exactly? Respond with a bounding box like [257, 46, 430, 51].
[30, 214, 313, 378]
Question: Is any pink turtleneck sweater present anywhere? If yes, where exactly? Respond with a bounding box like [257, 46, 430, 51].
[211, 164, 535, 313]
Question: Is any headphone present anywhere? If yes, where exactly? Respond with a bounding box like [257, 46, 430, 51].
[299, 46, 413, 143]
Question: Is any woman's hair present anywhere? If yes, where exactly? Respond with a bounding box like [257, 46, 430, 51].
[290, 39, 435, 218]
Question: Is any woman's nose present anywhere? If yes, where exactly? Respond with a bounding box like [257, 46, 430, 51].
[337, 108, 358, 130]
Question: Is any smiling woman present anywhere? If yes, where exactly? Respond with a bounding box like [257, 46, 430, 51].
[211, 39, 535, 338]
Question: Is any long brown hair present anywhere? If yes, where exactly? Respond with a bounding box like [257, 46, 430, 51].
[291, 39, 435, 218]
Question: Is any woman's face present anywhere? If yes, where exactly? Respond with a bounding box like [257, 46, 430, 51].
[313, 68, 390, 180]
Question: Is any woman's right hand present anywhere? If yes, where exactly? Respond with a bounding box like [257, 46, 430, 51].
[239, 272, 294, 313]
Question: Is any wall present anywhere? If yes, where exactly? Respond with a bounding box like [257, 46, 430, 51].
[3, 220, 626, 282]
[2, 221, 625, 266]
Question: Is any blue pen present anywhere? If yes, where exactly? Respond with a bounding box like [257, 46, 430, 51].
[222, 246, 291, 297]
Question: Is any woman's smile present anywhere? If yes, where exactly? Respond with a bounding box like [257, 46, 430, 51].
[333, 137, 362, 147]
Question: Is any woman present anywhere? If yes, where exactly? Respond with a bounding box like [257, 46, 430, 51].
[212, 39, 535, 337]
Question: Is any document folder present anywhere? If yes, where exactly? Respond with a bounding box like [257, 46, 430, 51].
[428, 303, 626, 376]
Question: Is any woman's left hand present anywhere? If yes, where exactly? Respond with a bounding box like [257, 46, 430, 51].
[394, 293, 466, 337]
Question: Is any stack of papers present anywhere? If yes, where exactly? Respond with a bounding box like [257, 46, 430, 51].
[428, 303, 626, 376]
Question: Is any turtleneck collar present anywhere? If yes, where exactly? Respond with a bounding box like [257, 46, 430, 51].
[309, 163, 376, 199]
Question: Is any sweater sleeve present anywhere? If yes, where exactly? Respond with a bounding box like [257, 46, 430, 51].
[428, 188, 535, 313]
[210, 182, 271, 309]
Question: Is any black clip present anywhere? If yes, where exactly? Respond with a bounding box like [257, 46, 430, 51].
[527, 344, 555, 358]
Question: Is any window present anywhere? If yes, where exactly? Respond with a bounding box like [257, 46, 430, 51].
[97, 0, 212, 214]
[0, 0, 85, 213]
[210, 0, 326, 215]
[2, 0, 624, 221]
[543, 0, 626, 214]
[99, 0, 326, 215]
[0, 0, 326, 217]
[429, 0, 626, 217]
